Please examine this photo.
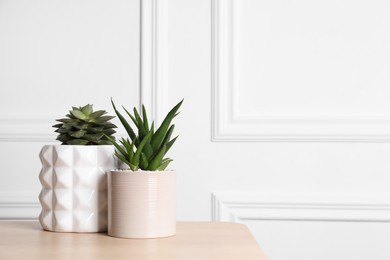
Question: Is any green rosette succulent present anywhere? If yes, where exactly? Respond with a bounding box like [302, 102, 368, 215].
[53, 104, 117, 145]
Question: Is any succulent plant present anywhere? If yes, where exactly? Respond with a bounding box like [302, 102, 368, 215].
[53, 104, 117, 145]
[107, 99, 183, 171]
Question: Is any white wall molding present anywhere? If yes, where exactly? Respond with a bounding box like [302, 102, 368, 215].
[0, 116, 56, 143]
[140, 0, 157, 120]
[0, 192, 40, 219]
[211, 0, 390, 142]
[140, 0, 167, 124]
[212, 191, 390, 223]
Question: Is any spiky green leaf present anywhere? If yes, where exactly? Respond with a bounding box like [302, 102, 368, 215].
[133, 130, 153, 166]
[161, 124, 175, 147]
[148, 145, 166, 171]
[158, 158, 173, 170]
[150, 99, 183, 152]
[142, 105, 149, 132]
[140, 152, 149, 169]
[111, 99, 136, 140]
[105, 135, 128, 158]
[165, 136, 178, 155]
[122, 106, 139, 129]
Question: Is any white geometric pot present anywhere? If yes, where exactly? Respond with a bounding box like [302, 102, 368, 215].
[38, 145, 117, 232]
[108, 170, 176, 238]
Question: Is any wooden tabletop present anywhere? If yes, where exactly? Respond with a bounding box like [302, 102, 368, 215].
[0, 221, 267, 260]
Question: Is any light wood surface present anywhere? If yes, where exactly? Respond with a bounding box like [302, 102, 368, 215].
[0, 221, 267, 260]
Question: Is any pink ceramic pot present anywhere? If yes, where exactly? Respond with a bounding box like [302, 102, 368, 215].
[107, 170, 176, 238]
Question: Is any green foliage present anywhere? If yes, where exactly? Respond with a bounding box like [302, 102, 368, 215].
[53, 104, 117, 145]
[108, 99, 183, 171]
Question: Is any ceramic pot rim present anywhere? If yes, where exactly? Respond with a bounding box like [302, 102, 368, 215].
[42, 144, 115, 148]
[109, 169, 175, 174]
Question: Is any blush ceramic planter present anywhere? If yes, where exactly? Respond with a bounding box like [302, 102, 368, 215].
[38, 145, 117, 232]
[108, 170, 176, 239]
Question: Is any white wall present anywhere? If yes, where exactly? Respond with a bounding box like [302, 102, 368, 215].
[2, 0, 390, 259]
[148, 0, 390, 259]
[0, 0, 140, 218]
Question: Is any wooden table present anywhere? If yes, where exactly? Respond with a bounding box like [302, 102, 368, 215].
[0, 221, 267, 260]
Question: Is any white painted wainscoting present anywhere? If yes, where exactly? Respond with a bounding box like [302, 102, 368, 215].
[212, 0, 390, 142]
[2, 0, 390, 259]
[212, 191, 390, 260]
[0, 191, 40, 219]
[0, 0, 140, 219]
[156, 0, 390, 259]
[212, 191, 390, 223]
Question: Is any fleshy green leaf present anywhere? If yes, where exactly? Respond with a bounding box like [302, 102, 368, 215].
[161, 124, 175, 147]
[115, 151, 137, 171]
[56, 118, 73, 124]
[95, 140, 111, 145]
[70, 130, 86, 138]
[150, 99, 183, 152]
[88, 126, 105, 133]
[102, 129, 116, 136]
[102, 123, 117, 129]
[67, 139, 90, 145]
[70, 109, 87, 120]
[95, 116, 115, 123]
[165, 136, 178, 155]
[158, 158, 173, 170]
[129, 143, 134, 162]
[122, 106, 139, 130]
[89, 110, 106, 119]
[56, 134, 72, 143]
[142, 105, 149, 132]
[66, 122, 88, 130]
[133, 130, 153, 166]
[84, 133, 104, 141]
[140, 152, 149, 169]
[133, 107, 144, 132]
[148, 145, 166, 171]
[111, 99, 136, 140]
[105, 134, 128, 158]
[120, 138, 134, 157]
[81, 104, 93, 115]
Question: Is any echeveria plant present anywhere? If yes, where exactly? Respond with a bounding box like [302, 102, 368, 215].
[53, 104, 117, 145]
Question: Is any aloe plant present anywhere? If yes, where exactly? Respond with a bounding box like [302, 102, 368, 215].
[53, 104, 117, 145]
[107, 99, 183, 171]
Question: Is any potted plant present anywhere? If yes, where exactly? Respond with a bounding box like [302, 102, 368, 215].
[106, 99, 183, 238]
[38, 104, 118, 232]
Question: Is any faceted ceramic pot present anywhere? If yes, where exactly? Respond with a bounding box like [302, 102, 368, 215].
[108, 170, 176, 238]
[38, 145, 117, 232]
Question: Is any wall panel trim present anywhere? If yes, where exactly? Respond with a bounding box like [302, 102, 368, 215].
[212, 191, 390, 222]
[0, 116, 56, 143]
[140, 0, 167, 124]
[211, 0, 390, 142]
[0, 192, 40, 219]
